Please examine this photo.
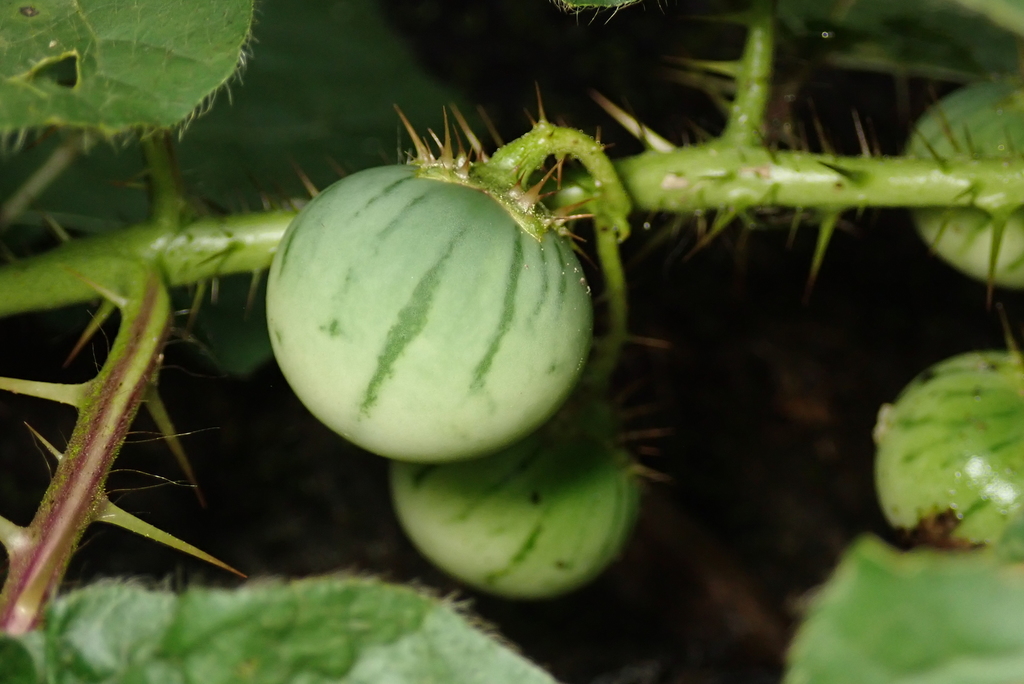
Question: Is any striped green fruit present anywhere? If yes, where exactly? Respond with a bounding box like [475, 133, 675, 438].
[266, 164, 593, 463]
[908, 81, 1024, 288]
[390, 430, 640, 599]
[874, 351, 1024, 543]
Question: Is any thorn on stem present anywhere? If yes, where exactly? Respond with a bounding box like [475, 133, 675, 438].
[803, 211, 842, 304]
[64, 299, 117, 368]
[144, 385, 207, 508]
[61, 267, 128, 309]
[534, 82, 548, 123]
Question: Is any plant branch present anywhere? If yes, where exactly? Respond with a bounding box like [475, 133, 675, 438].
[141, 131, 189, 230]
[720, 0, 775, 147]
[612, 146, 1024, 214]
[0, 210, 294, 319]
[0, 268, 170, 635]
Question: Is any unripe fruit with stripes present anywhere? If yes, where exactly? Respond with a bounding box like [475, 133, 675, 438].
[874, 351, 1024, 544]
[266, 164, 592, 462]
[390, 429, 640, 599]
[908, 81, 1024, 288]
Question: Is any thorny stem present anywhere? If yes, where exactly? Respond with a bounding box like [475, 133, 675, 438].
[477, 121, 633, 240]
[613, 146, 1024, 214]
[720, 0, 775, 147]
[141, 131, 190, 231]
[0, 210, 294, 319]
[0, 269, 170, 634]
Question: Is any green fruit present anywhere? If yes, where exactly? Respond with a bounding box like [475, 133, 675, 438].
[266, 164, 593, 463]
[874, 350, 1024, 543]
[908, 81, 1024, 288]
[390, 431, 640, 599]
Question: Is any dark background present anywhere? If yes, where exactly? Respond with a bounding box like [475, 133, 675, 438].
[0, 1, 1016, 682]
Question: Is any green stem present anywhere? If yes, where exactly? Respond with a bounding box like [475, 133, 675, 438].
[141, 131, 189, 230]
[0, 210, 294, 319]
[0, 269, 170, 635]
[720, 0, 775, 147]
[477, 121, 632, 240]
[586, 221, 628, 390]
[613, 146, 1024, 214]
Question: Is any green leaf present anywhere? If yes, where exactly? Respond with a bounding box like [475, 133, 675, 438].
[777, 0, 1020, 80]
[0, 0, 254, 134]
[1, 0, 466, 226]
[174, 0, 468, 206]
[3, 576, 560, 684]
[785, 536, 1024, 684]
[952, 0, 1024, 38]
[0, 635, 42, 684]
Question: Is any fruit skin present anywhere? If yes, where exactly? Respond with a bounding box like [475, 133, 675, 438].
[266, 164, 592, 463]
[390, 429, 640, 599]
[874, 351, 1024, 543]
[908, 81, 1024, 288]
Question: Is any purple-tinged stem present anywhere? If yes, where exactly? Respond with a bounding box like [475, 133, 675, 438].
[0, 269, 170, 634]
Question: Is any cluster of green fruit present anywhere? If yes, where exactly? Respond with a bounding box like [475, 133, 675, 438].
[876, 81, 1024, 545]
[265, 138, 638, 599]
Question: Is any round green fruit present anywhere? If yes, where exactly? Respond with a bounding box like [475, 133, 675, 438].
[390, 431, 640, 599]
[908, 81, 1024, 288]
[266, 165, 593, 463]
[874, 350, 1024, 543]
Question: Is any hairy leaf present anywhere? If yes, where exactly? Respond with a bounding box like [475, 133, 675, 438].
[0, 0, 253, 134]
[174, 0, 467, 206]
[785, 537, 1024, 684]
[0, 577, 559, 684]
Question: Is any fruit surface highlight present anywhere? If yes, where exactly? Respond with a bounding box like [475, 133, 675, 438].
[874, 350, 1024, 543]
[266, 164, 593, 462]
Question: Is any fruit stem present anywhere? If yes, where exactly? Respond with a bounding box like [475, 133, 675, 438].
[477, 122, 634, 386]
[0, 269, 170, 634]
[476, 121, 633, 240]
[587, 220, 629, 390]
[720, 0, 774, 148]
